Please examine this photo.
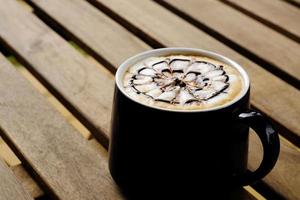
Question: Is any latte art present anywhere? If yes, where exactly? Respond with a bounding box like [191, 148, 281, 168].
[123, 55, 243, 110]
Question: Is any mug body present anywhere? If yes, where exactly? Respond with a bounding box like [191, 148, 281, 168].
[109, 48, 250, 197]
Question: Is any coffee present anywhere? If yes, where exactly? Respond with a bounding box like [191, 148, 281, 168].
[123, 55, 244, 110]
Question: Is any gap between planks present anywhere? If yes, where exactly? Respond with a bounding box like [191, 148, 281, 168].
[6, 56, 92, 140]
[0, 158, 33, 200]
[282, 0, 300, 9]
[219, 0, 300, 44]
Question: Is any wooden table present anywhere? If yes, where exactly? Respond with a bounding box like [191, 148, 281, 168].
[0, 0, 299, 199]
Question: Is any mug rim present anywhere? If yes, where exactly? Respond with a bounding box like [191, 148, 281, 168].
[116, 47, 250, 113]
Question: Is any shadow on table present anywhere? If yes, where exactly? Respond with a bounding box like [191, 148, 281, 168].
[119, 186, 254, 200]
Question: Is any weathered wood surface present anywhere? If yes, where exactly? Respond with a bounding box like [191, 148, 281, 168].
[15, 65, 92, 139]
[27, 0, 150, 69]
[0, 52, 122, 199]
[10, 138, 109, 199]
[0, 158, 33, 200]
[224, 0, 300, 41]
[0, 137, 21, 166]
[0, 0, 115, 147]
[11, 165, 44, 199]
[162, 0, 300, 83]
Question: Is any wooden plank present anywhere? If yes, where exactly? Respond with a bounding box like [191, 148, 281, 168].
[244, 186, 266, 200]
[0, 158, 33, 200]
[0, 53, 122, 199]
[86, 0, 300, 198]
[162, 0, 300, 84]
[92, 0, 300, 142]
[224, 0, 300, 41]
[27, 0, 150, 69]
[0, 0, 117, 147]
[166, 0, 300, 84]
[88, 138, 108, 160]
[10, 138, 109, 199]
[16, 65, 92, 139]
[9, 138, 109, 199]
[249, 131, 300, 200]
[0, 137, 21, 166]
[11, 165, 44, 199]
[17, 0, 34, 13]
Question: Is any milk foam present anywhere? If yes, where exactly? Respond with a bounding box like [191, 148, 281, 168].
[123, 55, 243, 110]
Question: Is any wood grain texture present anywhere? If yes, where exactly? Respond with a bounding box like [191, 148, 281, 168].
[11, 165, 44, 199]
[0, 53, 122, 199]
[163, 0, 300, 82]
[225, 0, 300, 40]
[0, 137, 21, 166]
[10, 138, 110, 199]
[93, 0, 300, 142]
[16, 66, 92, 139]
[249, 131, 300, 200]
[0, 0, 115, 147]
[0, 158, 33, 200]
[28, 0, 150, 68]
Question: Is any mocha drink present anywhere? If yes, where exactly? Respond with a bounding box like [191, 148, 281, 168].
[123, 55, 244, 110]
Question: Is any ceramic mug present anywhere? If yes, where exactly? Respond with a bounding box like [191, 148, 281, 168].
[109, 48, 280, 198]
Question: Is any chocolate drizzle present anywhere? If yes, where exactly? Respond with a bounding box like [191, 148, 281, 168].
[127, 56, 231, 106]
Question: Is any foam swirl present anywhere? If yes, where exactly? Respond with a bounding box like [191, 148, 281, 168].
[123, 55, 242, 109]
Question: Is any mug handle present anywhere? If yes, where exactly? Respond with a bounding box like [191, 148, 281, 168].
[235, 109, 280, 186]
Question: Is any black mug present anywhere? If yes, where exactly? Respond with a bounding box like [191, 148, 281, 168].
[109, 48, 280, 198]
